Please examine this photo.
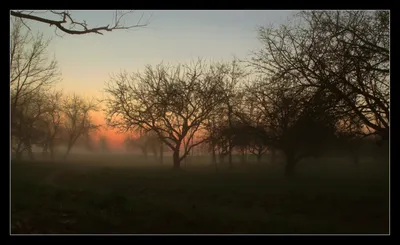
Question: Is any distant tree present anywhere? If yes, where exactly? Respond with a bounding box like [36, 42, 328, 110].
[83, 131, 95, 152]
[202, 60, 248, 168]
[62, 94, 99, 159]
[99, 135, 110, 152]
[104, 60, 226, 169]
[233, 87, 271, 164]
[10, 10, 150, 36]
[40, 90, 64, 159]
[218, 60, 248, 168]
[204, 116, 225, 168]
[11, 91, 48, 160]
[125, 134, 149, 160]
[146, 131, 163, 162]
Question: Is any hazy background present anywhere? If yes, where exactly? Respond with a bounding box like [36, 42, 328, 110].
[22, 10, 296, 149]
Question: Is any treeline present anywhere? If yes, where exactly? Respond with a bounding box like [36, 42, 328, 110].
[10, 11, 389, 176]
[104, 11, 389, 175]
[10, 18, 100, 160]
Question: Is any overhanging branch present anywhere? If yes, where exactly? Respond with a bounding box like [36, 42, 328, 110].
[10, 10, 149, 35]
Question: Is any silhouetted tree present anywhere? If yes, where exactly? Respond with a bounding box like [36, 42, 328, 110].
[10, 18, 60, 113]
[202, 60, 247, 168]
[62, 94, 99, 159]
[126, 135, 148, 160]
[10, 10, 150, 36]
[40, 90, 64, 159]
[123, 128, 162, 162]
[83, 132, 95, 152]
[204, 116, 223, 168]
[219, 60, 248, 168]
[10, 18, 61, 160]
[99, 135, 110, 152]
[232, 90, 270, 164]
[246, 78, 337, 176]
[250, 10, 389, 145]
[11, 90, 50, 160]
[104, 60, 226, 169]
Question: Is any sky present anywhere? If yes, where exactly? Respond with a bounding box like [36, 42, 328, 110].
[13, 10, 297, 149]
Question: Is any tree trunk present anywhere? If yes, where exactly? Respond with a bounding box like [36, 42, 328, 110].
[42, 143, 48, 157]
[26, 142, 35, 161]
[271, 148, 276, 165]
[227, 103, 233, 169]
[153, 146, 158, 162]
[173, 149, 180, 169]
[142, 147, 148, 162]
[284, 152, 296, 177]
[15, 141, 24, 160]
[228, 147, 233, 169]
[257, 154, 262, 163]
[349, 144, 360, 167]
[159, 143, 163, 165]
[220, 154, 225, 165]
[64, 144, 72, 160]
[240, 150, 246, 165]
[211, 145, 216, 165]
[15, 150, 23, 160]
[49, 142, 55, 160]
[353, 154, 359, 167]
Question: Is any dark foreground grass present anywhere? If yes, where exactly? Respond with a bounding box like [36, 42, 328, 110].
[11, 157, 389, 234]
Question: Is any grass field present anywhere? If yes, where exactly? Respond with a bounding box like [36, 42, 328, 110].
[10, 154, 389, 234]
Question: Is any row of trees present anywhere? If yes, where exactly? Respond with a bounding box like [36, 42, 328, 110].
[10, 18, 100, 160]
[104, 10, 389, 175]
[10, 10, 389, 175]
[124, 130, 164, 163]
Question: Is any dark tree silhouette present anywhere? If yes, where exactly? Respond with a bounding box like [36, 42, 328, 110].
[10, 10, 150, 36]
[62, 94, 99, 159]
[40, 90, 64, 159]
[99, 135, 110, 152]
[104, 60, 226, 169]
[202, 60, 247, 168]
[11, 89, 53, 160]
[10, 18, 61, 160]
[246, 78, 337, 176]
[124, 131, 161, 162]
[250, 10, 389, 145]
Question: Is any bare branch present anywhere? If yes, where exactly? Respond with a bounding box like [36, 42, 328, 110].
[10, 10, 150, 36]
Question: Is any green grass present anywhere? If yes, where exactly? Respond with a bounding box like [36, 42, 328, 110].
[11, 157, 389, 234]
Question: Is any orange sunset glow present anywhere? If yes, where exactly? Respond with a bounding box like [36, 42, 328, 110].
[90, 111, 127, 150]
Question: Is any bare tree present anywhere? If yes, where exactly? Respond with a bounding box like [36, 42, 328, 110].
[233, 85, 271, 164]
[99, 135, 110, 152]
[11, 90, 49, 160]
[10, 17, 61, 161]
[10, 10, 150, 36]
[203, 116, 225, 168]
[40, 90, 64, 159]
[250, 10, 389, 145]
[62, 94, 99, 159]
[123, 128, 162, 162]
[220, 60, 248, 168]
[104, 60, 226, 169]
[246, 78, 337, 176]
[10, 18, 60, 112]
[201, 60, 248, 168]
[125, 134, 149, 160]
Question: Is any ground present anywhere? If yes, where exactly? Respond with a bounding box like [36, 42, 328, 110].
[10, 155, 389, 234]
